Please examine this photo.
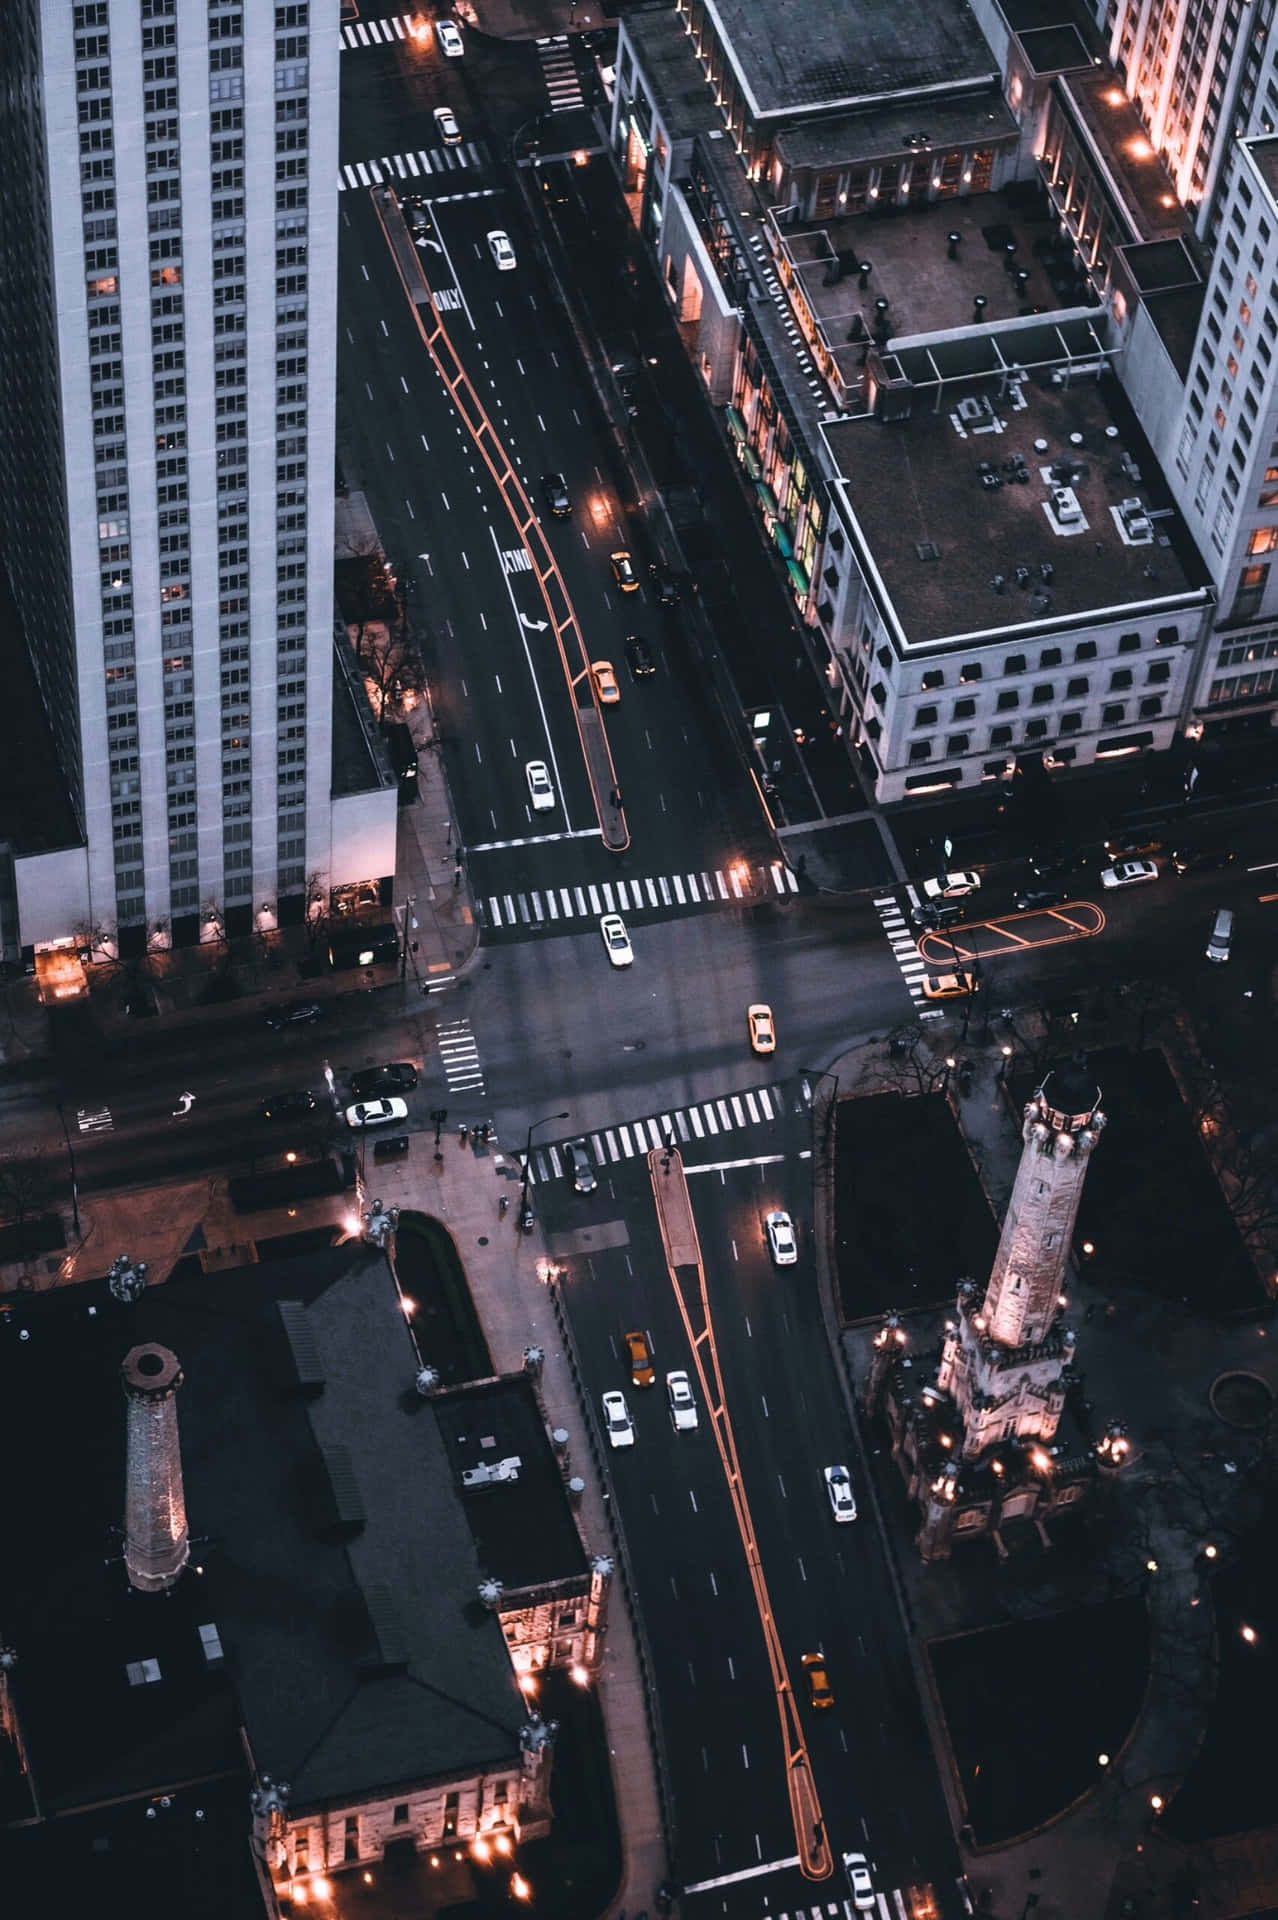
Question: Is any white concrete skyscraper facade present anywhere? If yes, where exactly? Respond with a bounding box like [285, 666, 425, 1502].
[0, 0, 366, 957]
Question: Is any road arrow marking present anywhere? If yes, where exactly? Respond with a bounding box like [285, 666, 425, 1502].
[173, 1092, 196, 1116]
[518, 612, 549, 631]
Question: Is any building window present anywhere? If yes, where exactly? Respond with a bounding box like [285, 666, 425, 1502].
[1025, 718, 1049, 740]
[1004, 653, 1026, 674]
[1031, 683, 1054, 705]
[908, 740, 933, 762]
[914, 705, 938, 727]
[1060, 711, 1083, 733]
[1075, 640, 1097, 661]
[1147, 661, 1171, 685]
[1109, 668, 1133, 690]
[1039, 646, 1062, 668]
[1118, 632, 1141, 653]
[393, 1805, 409, 1825]
[990, 724, 1013, 746]
[952, 697, 976, 720]
[959, 662, 982, 682]
[996, 690, 1020, 711]
[1139, 695, 1163, 718]
[1101, 702, 1125, 724]
[920, 668, 944, 690]
[1249, 525, 1278, 555]
[947, 732, 970, 754]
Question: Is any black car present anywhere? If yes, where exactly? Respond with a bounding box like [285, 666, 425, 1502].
[259, 1089, 317, 1123]
[624, 633, 656, 678]
[910, 899, 965, 930]
[648, 561, 679, 605]
[1171, 847, 1237, 875]
[265, 999, 324, 1031]
[1014, 885, 1069, 912]
[350, 1061, 419, 1099]
[540, 471, 571, 518]
[1028, 846, 1078, 879]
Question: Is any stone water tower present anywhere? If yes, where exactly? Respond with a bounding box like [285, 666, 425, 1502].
[121, 1343, 190, 1593]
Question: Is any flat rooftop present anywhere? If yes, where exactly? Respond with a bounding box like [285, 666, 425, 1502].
[776, 90, 1018, 172]
[0, 1244, 524, 1824]
[824, 369, 1207, 646]
[778, 182, 1092, 397]
[621, 6, 720, 141]
[1057, 66, 1185, 244]
[434, 1377, 589, 1593]
[702, 0, 997, 120]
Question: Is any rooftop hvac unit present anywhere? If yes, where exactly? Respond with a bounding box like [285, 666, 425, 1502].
[461, 1455, 523, 1490]
[1051, 485, 1083, 523]
[957, 394, 994, 425]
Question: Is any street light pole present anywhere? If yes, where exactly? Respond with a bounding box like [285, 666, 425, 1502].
[799, 1066, 839, 1136]
[519, 1110, 571, 1228]
[56, 1101, 81, 1240]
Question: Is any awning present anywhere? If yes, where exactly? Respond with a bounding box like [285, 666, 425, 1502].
[1096, 729, 1154, 757]
[755, 480, 779, 515]
[772, 522, 794, 557]
[786, 558, 810, 596]
[739, 444, 762, 479]
[725, 405, 747, 443]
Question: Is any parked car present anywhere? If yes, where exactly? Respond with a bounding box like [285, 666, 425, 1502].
[625, 1330, 655, 1387]
[765, 1209, 797, 1266]
[567, 1138, 596, 1193]
[823, 1464, 857, 1523]
[540, 471, 572, 518]
[265, 999, 324, 1031]
[600, 913, 633, 967]
[601, 1389, 634, 1448]
[345, 1097, 409, 1130]
[258, 1089, 316, 1123]
[748, 1003, 776, 1055]
[801, 1650, 833, 1711]
[624, 633, 656, 678]
[1100, 858, 1159, 890]
[921, 870, 981, 900]
[609, 550, 639, 593]
[350, 1061, 418, 1098]
[525, 758, 555, 813]
[666, 1369, 698, 1431]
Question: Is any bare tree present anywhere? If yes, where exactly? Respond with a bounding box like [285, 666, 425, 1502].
[0, 1153, 51, 1232]
[878, 1023, 953, 1097]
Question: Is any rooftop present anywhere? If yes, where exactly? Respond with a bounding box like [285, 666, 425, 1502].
[434, 1377, 589, 1595]
[1057, 66, 1185, 245]
[701, 0, 997, 121]
[620, 6, 720, 140]
[775, 88, 1017, 173]
[0, 1243, 524, 1825]
[823, 367, 1209, 647]
[331, 627, 395, 798]
[1243, 131, 1278, 206]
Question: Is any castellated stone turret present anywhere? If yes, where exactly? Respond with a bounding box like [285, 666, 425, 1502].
[121, 1343, 190, 1594]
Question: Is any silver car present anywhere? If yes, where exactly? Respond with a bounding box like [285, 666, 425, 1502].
[601, 1389, 634, 1449]
[666, 1370, 698, 1432]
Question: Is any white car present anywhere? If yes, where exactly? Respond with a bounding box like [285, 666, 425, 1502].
[765, 1209, 797, 1266]
[601, 1389, 634, 1449]
[600, 913, 633, 968]
[436, 18, 463, 55]
[922, 870, 981, 901]
[666, 1370, 698, 1432]
[1100, 858, 1159, 889]
[487, 229, 516, 272]
[823, 1464, 857, 1523]
[344, 1096, 409, 1130]
[842, 1852, 875, 1913]
[525, 759, 555, 813]
[433, 104, 462, 145]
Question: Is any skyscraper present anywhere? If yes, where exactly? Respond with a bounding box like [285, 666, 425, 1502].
[0, 0, 345, 954]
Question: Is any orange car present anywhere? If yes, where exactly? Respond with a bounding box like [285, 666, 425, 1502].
[801, 1650, 833, 1711]
[625, 1330, 655, 1387]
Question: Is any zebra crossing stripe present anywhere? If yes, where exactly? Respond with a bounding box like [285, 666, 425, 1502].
[672, 875, 686, 905]
[729, 1095, 746, 1126]
[758, 1088, 777, 1118]
[716, 1099, 732, 1128]
[675, 1111, 690, 1142]
[701, 1105, 719, 1135]
[658, 877, 671, 906]
[601, 882, 616, 912]
[587, 884, 602, 914]
[591, 1132, 606, 1160]
[503, 893, 516, 922]
[645, 877, 659, 906]
[744, 1091, 760, 1122]
[715, 871, 729, 899]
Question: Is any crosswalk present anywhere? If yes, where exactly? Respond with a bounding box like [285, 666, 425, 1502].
[436, 1015, 485, 1095]
[482, 861, 799, 932]
[340, 11, 427, 50]
[875, 894, 929, 1005]
[526, 1082, 787, 1185]
[339, 143, 490, 193]
[537, 33, 584, 112]
[77, 1105, 114, 1134]
[776, 1895, 914, 1919]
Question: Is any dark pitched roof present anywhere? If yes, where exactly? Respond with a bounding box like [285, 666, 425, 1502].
[0, 1244, 524, 1824]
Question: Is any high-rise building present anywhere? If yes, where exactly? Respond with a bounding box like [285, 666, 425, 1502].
[0, 0, 390, 961]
